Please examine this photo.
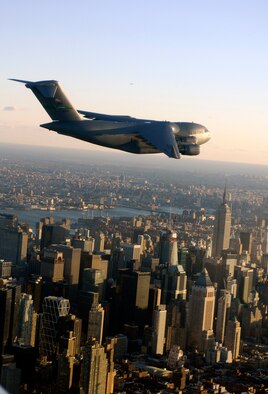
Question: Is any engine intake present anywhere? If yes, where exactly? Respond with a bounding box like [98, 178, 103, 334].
[179, 144, 200, 155]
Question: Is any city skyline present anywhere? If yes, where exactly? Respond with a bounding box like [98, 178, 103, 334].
[1, 1, 268, 165]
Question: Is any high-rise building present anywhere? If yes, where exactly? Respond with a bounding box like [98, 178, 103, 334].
[187, 268, 215, 351]
[81, 339, 108, 394]
[40, 249, 64, 282]
[0, 287, 12, 357]
[159, 230, 178, 265]
[166, 299, 187, 351]
[151, 304, 167, 355]
[234, 266, 254, 304]
[94, 232, 105, 253]
[50, 244, 81, 285]
[87, 302, 105, 344]
[17, 293, 37, 347]
[215, 290, 231, 343]
[57, 331, 76, 393]
[40, 219, 70, 250]
[239, 231, 253, 255]
[7, 284, 21, 347]
[224, 318, 241, 359]
[116, 269, 150, 331]
[39, 296, 70, 358]
[161, 264, 187, 304]
[0, 260, 12, 278]
[120, 243, 141, 263]
[0, 227, 28, 265]
[105, 337, 116, 394]
[212, 188, 231, 257]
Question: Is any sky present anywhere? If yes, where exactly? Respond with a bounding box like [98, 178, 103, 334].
[1, 0, 268, 165]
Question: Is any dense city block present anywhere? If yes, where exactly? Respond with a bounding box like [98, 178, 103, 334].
[0, 152, 268, 393]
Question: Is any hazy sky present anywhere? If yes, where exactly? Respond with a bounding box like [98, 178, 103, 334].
[1, 0, 268, 165]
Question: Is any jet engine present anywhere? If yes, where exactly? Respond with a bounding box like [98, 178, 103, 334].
[178, 144, 200, 155]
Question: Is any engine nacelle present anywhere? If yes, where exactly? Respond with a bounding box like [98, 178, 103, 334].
[178, 144, 200, 155]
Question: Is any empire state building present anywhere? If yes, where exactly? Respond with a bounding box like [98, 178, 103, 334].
[212, 187, 231, 257]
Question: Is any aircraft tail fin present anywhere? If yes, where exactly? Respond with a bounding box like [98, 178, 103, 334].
[9, 79, 81, 121]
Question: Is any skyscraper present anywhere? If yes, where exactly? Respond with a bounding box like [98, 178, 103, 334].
[215, 290, 231, 343]
[17, 293, 37, 347]
[39, 296, 70, 358]
[212, 187, 231, 257]
[224, 317, 241, 359]
[87, 301, 105, 344]
[0, 226, 28, 265]
[81, 339, 108, 394]
[187, 268, 215, 351]
[159, 230, 178, 265]
[0, 287, 12, 357]
[151, 304, 167, 355]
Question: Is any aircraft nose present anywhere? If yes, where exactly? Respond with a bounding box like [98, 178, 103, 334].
[205, 128, 211, 141]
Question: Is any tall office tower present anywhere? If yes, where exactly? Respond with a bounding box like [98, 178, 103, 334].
[39, 296, 70, 358]
[58, 314, 82, 356]
[241, 292, 262, 340]
[161, 264, 187, 304]
[79, 253, 108, 287]
[94, 232, 105, 253]
[166, 299, 187, 351]
[262, 230, 268, 254]
[226, 277, 237, 298]
[215, 290, 231, 343]
[57, 331, 76, 393]
[159, 230, 178, 265]
[109, 247, 125, 280]
[40, 219, 70, 250]
[262, 253, 268, 273]
[78, 291, 99, 334]
[72, 236, 95, 253]
[222, 251, 238, 278]
[0, 287, 12, 357]
[87, 302, 105, 344]
[5, 284, 21, 348]
[187, 269, 215, 351]
[178, 247, 190, 270]
[151, 304, 167, 355]
[17, 294, 37, 347]
[239, 231, 253, 255]
[116, 269, 150, 331]
[0, 227, 28, 265]
[147, 286, 161, 326]
[50, 244, 81, 285]
[212, 188, 231, 257]
[224, 318, 241, 359]
[81, 339, 108, 394]
[234, 266, 254, 304]
[40, 249, 64, 282]
[229, 234, 242, 255]
[25, 275, 43, 313]
[82, 268, 105, 300]
[0, 260, 12, 278]
[120, 242, 141, 263]
[105, 337, 116, 394]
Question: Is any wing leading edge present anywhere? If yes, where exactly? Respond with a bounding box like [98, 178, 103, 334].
[137, 122, 180, 159]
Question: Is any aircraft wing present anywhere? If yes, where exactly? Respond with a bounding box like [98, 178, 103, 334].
[138, 122, 180, 159]
[78, 110, 137, 122]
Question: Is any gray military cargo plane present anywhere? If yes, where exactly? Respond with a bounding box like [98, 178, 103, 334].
[11, 79, 211, 159]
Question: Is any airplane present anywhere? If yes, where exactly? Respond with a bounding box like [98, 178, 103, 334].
[10, 79, 211, 159]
